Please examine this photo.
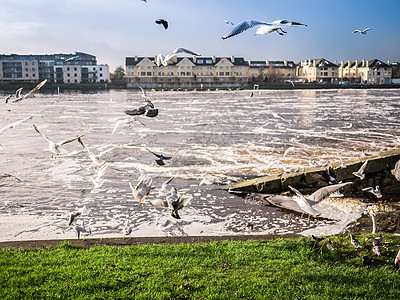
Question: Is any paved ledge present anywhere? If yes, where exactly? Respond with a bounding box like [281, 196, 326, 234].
[0, 234, 301, 250]
[229, 148, 400, 194]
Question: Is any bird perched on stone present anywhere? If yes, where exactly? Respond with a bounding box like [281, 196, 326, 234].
[372, 242, 382, 256]
[394, 248, 400, 269]
[326, 239, 335, 251]
[350, 234, 363, 248]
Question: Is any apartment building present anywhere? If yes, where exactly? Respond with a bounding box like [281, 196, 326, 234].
[0, 52, 109, 84]
[338, 59, 392, 84]
[125, 56, 300, 88]
[297, 58, 339, 83]
[125, 55, 393, 88]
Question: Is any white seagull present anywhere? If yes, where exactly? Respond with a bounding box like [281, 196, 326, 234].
[12, 79, 47, 103]
[0, 115, 33, 136]
[149, 186, 192, 219]
[92, 163, 109, 189]
[156, 48, 200, 67]
[157, 177, 174, 198]
[288, 185, 321, 217]
[68, 205, 90, 226]
[128, 175, 152, 206]
[74, 221, 91, 239]
[112, 118, 145, 135]
[353, 28, 372, 34]
[222, 19, 306, 39]
[362, 186, 382, 199]
[33, 125, 83, 156]
[352, 160, 368, 180]
[125, 87, 159, 118]
[122, 221, 133, 238]
[78, 137, 119, 168]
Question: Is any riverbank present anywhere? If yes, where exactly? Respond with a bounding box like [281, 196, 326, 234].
[1, 234, 399, 299]
[1, 81, 400, 92]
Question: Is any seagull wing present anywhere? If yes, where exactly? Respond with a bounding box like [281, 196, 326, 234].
[97, 144, 119, 158]
[171, 47, 201, 56]
[225, 20, 234, 25]
[146, 148, 163, 159]
[33, 125, 52, 143]
[58, 134, 84, 146]
[176, 194, 192, 210]
[78, 137, 101, 163]
[160, 177, 174, 191]
[288, 185, 320, 216]
[307, 182, 353, 204]
[13, 79, 47, 102]
[283, 146, 295, 158]
[363, 28, 372, 33]
[222, 20, 270, 39]
[15, 88, 23, 99]
[270, 20, 307, 27]
[112, 119, 129, 135]
[156, 54, 164, 67]
[353, 30, 361, 33]
[149, 199, 169, 208]
[139, 86, 147, 98]
[0, 115, 32, 135]
[358, 160, 368, 174]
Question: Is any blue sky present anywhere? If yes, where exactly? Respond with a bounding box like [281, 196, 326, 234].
[0, 0, 399, 71]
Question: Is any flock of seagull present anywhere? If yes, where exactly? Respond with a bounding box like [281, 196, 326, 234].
[1, 81, 195, 239]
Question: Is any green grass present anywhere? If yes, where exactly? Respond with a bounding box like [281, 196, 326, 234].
[1, 234, 399, 299]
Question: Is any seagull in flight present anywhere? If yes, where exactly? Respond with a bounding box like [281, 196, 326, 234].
[288, 182, 353, 217]
[68, 205, 90, 226]
[225, 20, 234, 25]
[155, 19, 168, 29]
[33, 124, 83, 156]
[128, 174, 152, 206]
[222, 19, 306, 39]
[156, 47, 200, 67]
[112, 118, 145, 135]
[78, 137, 119, 167]
[0, 115, 32, 136]
[362, 186, 382, 199]
[353, 28, 372, 34]
[0, 173, 22, 182]
[157, 177, 174, 198]
[146, 148, 172, 166]
[149, 186, 192, 219]
[11, 79, 47, 103]
[125, 87, 158, 117]
[352, 160, 368, 180]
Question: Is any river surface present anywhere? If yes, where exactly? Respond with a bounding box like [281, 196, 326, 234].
[0, 88, 399, 241]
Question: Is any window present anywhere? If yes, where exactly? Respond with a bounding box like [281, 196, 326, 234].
[219, 72, 224, 76]
[141, 72, 145, 76]
[147, 72, 152, 76]
[100, 74, 103, 77]
[186, 72, 191, 76]
[67, 67, 70, 71]
[32, 68, 35, 71]
[74, 73, 77, 77]
[181, 72, 185, 76]
[377, 71, 381, 75]
[74, 67, 77, 71]
[67, 73, 70, 77]
[225, 72, 230, 76]
[25, 68, 28, 71]
[100, 67, 102, 71]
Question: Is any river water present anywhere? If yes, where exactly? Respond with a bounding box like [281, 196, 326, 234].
[0, 88, 399, 241]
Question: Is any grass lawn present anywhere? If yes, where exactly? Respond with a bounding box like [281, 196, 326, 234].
[0, 234, 399, 299]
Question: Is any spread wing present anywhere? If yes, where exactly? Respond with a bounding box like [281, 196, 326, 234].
[13, 79, 47, 103]
[222, 20, 270, 39]
[0, 115, 32, 135]
[33, 125, 52, 143]
[307, 182, 353, 205]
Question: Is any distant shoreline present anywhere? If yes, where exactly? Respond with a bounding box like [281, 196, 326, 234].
[0, 82, 399, 92]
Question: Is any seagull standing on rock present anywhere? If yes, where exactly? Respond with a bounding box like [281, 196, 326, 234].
[350, 234, 363, 248]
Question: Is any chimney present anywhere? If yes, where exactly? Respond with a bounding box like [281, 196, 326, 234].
[193, 56, 197, 64]
[212, 56, 216, 64]
[341, 61, 344, 67]
[347, 60, 351, 68]
[313, 60, 316, 67]
[362, 59, 365, 67]
[388, 60, 391, 65]
[266, 60, 270, 67]
[134, 56, 138, 62]
[334, 60, 337, 65]
[366, 60, 369, 67]
[230, 56, 235, 63]
[284, 60, 287, 67]
[355, 60, 358, 68]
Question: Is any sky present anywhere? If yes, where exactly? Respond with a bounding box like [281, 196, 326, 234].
[0, 0, 399, 72]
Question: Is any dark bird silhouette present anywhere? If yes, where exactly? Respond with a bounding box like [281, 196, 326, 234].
[156, 19, 168, 29]
[146, 148, 172, 165]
